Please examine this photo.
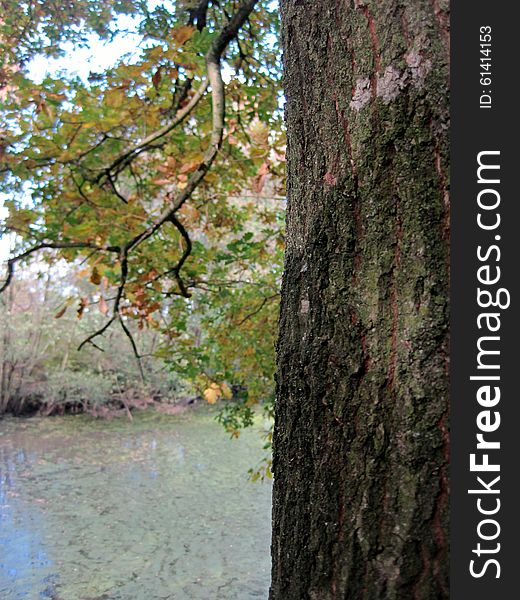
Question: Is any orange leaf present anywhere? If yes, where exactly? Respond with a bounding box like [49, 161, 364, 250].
[203, 387, 219, 404]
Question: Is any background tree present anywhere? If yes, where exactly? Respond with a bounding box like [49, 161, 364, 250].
[270, 1, 449, 598]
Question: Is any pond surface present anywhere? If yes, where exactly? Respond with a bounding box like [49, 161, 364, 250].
[0, 408, 272, 599]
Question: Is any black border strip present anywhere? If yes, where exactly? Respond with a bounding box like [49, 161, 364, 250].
[452, 1, 519, 596]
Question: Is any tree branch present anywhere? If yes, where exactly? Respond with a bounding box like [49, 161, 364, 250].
[123, 0, 259, 255]
[119, 315, 145, 383]
[97, 78, 209, 182]
[165, 214, 192, 297]
[2, 0, 260, 371]
[236, 293, 278, 326]
[0, 241, 120, 294]
[77, 316, 116, 351]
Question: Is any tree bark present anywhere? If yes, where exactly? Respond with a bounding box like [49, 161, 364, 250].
[270, 1, 450, 599]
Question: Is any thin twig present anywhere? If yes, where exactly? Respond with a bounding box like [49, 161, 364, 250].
[236, 293, 278, 326]
[77, 316, 116, 351]
[119, 315, 145, 383]
[1, 242, 120, 294]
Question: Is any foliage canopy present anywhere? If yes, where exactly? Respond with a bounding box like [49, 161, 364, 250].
[0, 0, 284, 443]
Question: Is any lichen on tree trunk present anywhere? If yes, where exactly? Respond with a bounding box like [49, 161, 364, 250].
[270, 1, 450, 599]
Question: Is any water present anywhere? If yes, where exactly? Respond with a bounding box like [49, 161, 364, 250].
[0, 408, 272, 599]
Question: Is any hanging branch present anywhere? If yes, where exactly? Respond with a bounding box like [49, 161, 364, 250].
[0, 0, 260, 366]
[0, 241, 120, 294]
[119, 315, 145, 383]
[77, 316, 116, 351]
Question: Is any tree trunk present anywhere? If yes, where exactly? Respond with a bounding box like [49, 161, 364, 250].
[270, 1, 450, 599]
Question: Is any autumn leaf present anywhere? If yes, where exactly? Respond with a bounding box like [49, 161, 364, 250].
[203, 387, 219, 404]
[252, 162, 269, 193]
[221, 383, 233, 400]
[152, 177, 173, 185]
[249, 121, 270, 148]
[203, 382, 232, 404]
[152, 67, 162, 91]
[6, 208, 34, 229]
[179, 159, 200, 174]
[77, 297, 89, 319]
[99, 296, 109, 315]
[90, 267, 101, 285]
[54, 305, 68, 319]
[172, 25, 195, 46]
[104, 87, 125, 108]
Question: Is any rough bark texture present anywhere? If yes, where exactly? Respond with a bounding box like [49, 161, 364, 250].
[270, 1, 450, 599]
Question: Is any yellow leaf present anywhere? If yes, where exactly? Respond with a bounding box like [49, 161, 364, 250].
[203, 388, 219, 404]
[221, 383, 232, 400]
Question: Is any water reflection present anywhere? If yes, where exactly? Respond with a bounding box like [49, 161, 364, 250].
[0, 409, 271, 599]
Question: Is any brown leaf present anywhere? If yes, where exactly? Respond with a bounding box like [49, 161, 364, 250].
[179, 159, 200, 174]
[77, 297, 89, 319]
[54, 305, 68, 319]
[252, 162, 270, 194]
[90, 267, 102, 285]
[152, 67, 162, 91]
[172, 25, 195, 46]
